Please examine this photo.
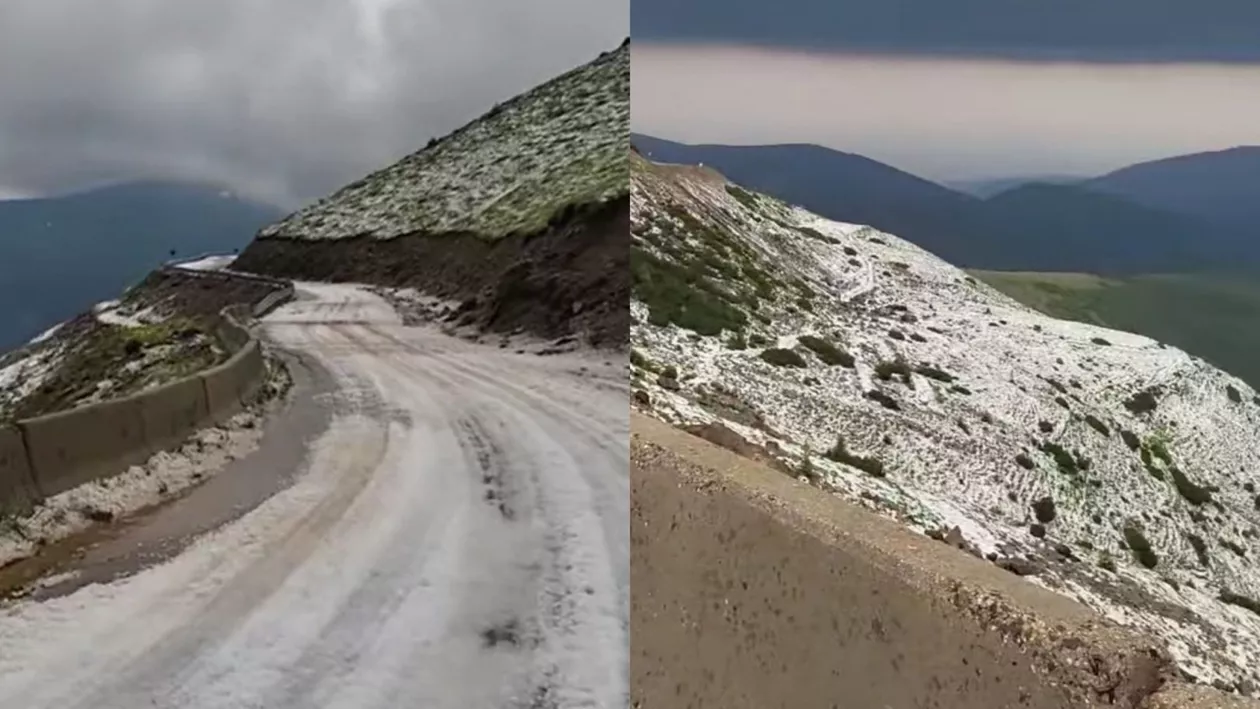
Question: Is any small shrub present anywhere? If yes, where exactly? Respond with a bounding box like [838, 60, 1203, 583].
[824, 436, 886, 477]
[909, 332, 927, 343]
[798, 335, 855, 367]
[1054, 396, 1071, 410]
[950, 384, 972, 395]
[1147, 439, 1173, 466]
[1038, 420, 1054, 434]
[874, 359, 912, 382]
[888, 329, 906, 341]
[1098, 553, 1117, 573]
[1032, 496, 1057, 523]
[1039, 441, 1079, 475]
[1045, 378, 1068, 394]
[914, 365, 956, 383]
[1083, 414, 1110, 437]
[1124, 388, 1160, 415]
[1186, 533, 1210, 566]
[759, 348, 807, 368]
[1221, 538, 1247, 558]
[1029, 524, 1046, 538]
[660, 364, 679, 380]
[843, 246, 858, 256]
[1227, 384, 1242, 403]
[1219, 591, 1260, 617]
[1120, 429, 1140, 451]
[1091, 337, 1112, 346]
[748, 333, 770, 347]
[630, 349, 653, 371]
[865, 389, 901, 410]
[957, 419, 971, 435]
[1123, 522, 1159, 569]
[1015, 453, 1035, 470]
[1170, 467, 1213, 506]
[726, 333, 748, 350]
[724, 183, 761, 210]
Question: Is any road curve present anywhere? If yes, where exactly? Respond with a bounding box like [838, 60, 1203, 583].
[0, 282, 629, 709]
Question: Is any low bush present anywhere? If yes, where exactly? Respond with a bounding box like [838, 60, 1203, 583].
[759, 348, 807, 368]
[824, 436, 886, 477]
[1123, 522, 1159, 569]
[914, 365, 956, 383]
[1219, 590, 1260, 617]
[1120, 429, 1140, 451]
[1186, 533, 1210, 566]
[874, 359, 912, 382]
[1032, 496, 1057, 523]
[865, 389, 900, 410]
[798, 335, 855, 367]
[1084, 414, 1110, 437]
[1170, 467, 1213, 506]
[1124, 388, 1160, 415]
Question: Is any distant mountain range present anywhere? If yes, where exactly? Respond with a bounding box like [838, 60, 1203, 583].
[630, 133, 1260, 275]
[0, 181, 283, 351]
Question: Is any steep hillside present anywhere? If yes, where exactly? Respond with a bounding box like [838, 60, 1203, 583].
[236, 41, 630, 346]
[630, 152, 1260, 695]
[1087, 147, 1260, 233]
[0, 182, 282, 351]
[630, 133, 1253, 275]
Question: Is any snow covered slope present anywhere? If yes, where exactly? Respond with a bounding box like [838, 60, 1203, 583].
[257, 41, 628, 242]
[630, 152, 1260, 695]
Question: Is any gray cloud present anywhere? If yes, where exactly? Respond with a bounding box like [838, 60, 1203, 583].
[633, 0, 1260, 64]
[633, 44, 1260, 182]
[0, 0, 627, 207]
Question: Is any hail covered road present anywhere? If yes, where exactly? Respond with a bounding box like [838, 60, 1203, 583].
[0, 282, 629, 709]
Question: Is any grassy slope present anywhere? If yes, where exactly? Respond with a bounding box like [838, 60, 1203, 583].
[975, 269, 1260, 389]
[260, 42, 629, 242]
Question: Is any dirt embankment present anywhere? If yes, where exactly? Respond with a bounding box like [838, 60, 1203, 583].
[630, 411, 1260, 709]
[233, 196, 629, 347]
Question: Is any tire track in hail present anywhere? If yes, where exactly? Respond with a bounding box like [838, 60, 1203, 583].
[247, 323, 472, 708]
[351, 326, 626, 707]
[320, 324, 556, 706]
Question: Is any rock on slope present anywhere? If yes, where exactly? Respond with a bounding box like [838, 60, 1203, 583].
[234, 41, 630, 347]
[629, 151, 1260, 695]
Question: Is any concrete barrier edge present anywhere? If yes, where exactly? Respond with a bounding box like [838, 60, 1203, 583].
[2, 291, 291, 509]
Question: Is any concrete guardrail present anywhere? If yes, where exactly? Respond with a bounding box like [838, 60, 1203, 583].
[0, 283, 294, 515]
[629, 411, 1260, 709]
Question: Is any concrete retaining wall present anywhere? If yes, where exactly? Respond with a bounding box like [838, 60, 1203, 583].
[629, 411, 1259, 709]
[0, 424, 38, 515]
[0, 290, 291, 510]
[21, 394, 152, 499]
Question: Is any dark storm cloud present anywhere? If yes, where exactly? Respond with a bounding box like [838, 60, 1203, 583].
[0, 0, 627, 207]
[632, 0, 1260, 63]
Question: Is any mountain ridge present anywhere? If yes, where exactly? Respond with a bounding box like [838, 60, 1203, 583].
[630, 132, 1254, 275]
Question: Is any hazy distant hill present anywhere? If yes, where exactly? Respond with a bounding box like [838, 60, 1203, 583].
[0, 181, 283, 350]
[1085, 146, 1260, 234]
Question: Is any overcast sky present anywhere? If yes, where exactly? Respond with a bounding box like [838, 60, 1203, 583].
[0, 0, 626, 207]
[632, 1, 1260, 182]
